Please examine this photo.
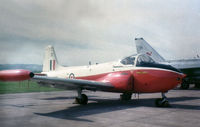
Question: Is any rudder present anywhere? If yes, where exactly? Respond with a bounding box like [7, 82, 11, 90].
[43, 45, 60, 72]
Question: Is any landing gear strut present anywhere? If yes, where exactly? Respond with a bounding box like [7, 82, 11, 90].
[120, 92, 132, 101]
[155, 93, 170, 107]
[74, 88, 88, 105]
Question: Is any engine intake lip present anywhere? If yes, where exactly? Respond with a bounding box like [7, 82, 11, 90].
[29, 72, 34, 78]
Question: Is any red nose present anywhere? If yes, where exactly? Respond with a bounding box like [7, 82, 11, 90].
[182, 74, 187, 78]
[0, 69, 34, 82]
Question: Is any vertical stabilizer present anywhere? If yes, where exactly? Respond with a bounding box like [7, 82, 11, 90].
[43, 45, 61, 72]
[135, 38, 165, 62]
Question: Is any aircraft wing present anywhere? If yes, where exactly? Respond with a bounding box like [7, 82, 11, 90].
[32, 75, 114, 91]
[0, 69, 114, 91]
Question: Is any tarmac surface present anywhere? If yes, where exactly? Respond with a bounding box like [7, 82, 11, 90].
[0, 88, 200, 127]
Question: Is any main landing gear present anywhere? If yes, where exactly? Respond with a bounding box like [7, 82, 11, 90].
[155, 93, 170, 107]
[74, 88, 88, 105]
[120, 92, 132, 101]
[180, 80, 189, 89]
[195, 83, 200, 89]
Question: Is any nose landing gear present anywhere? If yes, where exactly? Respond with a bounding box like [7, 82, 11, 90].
[155, 93, 170, 107]
[120, 92, 132, 101]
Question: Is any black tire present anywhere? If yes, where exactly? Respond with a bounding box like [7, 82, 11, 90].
[195, 84, 200, 89]
[155, 98, 170, 107]
[155, 98, 163, 107]
[120, 93, 132, 101]
[162, 100, 170, 107]
[75, 94, 88, 105]
[180, 82, 189, 89]
[80, 94, 88, 105]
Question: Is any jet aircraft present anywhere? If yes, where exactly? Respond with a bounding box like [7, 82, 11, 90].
[135, 38, 200, 89]
[0, 45, 185, 107]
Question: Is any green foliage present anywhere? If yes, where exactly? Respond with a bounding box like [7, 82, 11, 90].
[0, 81, 63, 94]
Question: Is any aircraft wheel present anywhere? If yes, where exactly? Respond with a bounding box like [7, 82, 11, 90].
[195, 84, 200, 89]
[155, 98, 162, 107]
[155, 98, 170, 107]
[120, 93, 132, 101]
[162, 100, 170, 107]
[180, 82, 189, 89]
[75, 94, 88, 105]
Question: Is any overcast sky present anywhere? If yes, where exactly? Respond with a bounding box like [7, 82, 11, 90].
[0, 0, 200, 66]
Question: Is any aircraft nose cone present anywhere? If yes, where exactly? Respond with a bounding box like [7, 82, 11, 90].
[182, 74, 187, 78]
[175, 73, 186, 85]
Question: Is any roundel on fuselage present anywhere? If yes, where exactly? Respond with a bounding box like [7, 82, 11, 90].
[69, 73, 75, 79]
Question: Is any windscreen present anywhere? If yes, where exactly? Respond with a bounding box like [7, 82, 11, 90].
[120, 55, 136, 65]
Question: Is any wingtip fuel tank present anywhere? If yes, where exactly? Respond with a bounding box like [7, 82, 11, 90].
[0, 69, 34, 82]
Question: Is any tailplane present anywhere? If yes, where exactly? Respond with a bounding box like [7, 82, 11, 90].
[135, 38, 165, 62]
[43, 45, 62, 72]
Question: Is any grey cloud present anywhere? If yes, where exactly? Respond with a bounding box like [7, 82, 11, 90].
[0, 0, 200, 65]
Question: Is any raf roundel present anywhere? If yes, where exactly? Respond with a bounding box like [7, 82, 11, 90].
[69, 73, 75, 79]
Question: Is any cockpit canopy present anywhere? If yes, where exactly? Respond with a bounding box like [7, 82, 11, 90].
[120, 54, 155, 66]
[136, 54, 155, 66]
[120, 54, 136, 65]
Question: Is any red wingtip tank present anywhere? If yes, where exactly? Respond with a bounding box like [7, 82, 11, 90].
[0, 69, 34, 82]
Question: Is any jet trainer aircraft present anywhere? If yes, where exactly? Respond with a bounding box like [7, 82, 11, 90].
[0, 45, 185, 107]
[135, 38, 200, 89]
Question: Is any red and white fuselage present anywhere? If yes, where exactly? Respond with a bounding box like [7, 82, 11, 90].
[41, 53, 185, 93]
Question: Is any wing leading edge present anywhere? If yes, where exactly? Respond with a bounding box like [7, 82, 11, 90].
[32, 76, 114, 91]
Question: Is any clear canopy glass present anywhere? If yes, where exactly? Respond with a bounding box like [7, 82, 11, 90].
[120, 54, 137, 65]
[136, 54, 155, 66]
[120, 54, 155, 66]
